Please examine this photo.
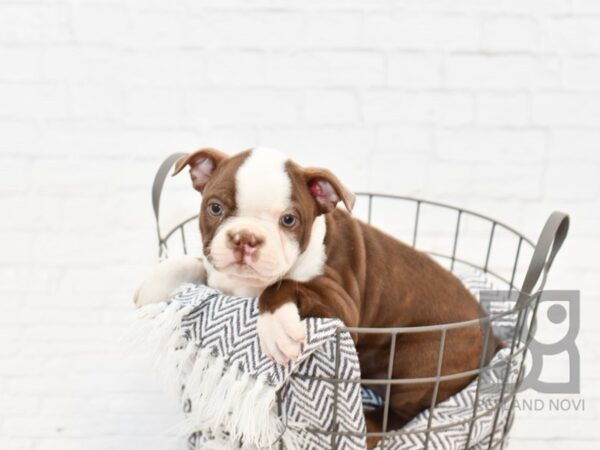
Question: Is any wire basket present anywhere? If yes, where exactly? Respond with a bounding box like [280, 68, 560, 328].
[150, 153, 569, 450]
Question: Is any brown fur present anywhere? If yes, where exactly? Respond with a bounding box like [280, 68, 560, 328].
[176, 149, 500, 444]
[260, 209, 499, 439]
[260, 179, 496, 445]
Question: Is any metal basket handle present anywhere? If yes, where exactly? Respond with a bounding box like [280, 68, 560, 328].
[519, 211, 570, 298]
[151, 152, 186, 242]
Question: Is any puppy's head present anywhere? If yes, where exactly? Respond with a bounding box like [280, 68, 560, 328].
[173, 147, 355, 290]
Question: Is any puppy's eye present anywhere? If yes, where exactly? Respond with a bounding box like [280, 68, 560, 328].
[280, 213, 297, 228]
[208, 202, 224, 216]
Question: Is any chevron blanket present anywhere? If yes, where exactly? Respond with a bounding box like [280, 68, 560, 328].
[136, 273, 522, 450]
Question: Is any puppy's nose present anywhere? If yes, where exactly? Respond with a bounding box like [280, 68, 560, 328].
[229, 230, 264, 253]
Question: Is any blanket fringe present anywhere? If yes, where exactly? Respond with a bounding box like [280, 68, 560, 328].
[135, 301, 304, 450]
[183, 349, 287, 449]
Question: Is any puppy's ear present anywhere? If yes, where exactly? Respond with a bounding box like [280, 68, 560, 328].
[304, 167, 356, 214]
[172, 148, 228, 192]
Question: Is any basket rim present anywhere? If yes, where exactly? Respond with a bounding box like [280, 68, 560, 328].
[158, 192, 535, 248]
[157, 192, 539, 334]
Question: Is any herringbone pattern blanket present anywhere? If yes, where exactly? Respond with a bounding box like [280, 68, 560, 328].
[136, 273, 520, 450]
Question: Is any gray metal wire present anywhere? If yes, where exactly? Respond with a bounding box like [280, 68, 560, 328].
[153, 173, 565, 450]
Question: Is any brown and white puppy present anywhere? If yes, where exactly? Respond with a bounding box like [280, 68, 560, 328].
[135, 147, 496, 439]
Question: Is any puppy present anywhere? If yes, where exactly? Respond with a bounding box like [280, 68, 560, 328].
[135, 147, 497, 442]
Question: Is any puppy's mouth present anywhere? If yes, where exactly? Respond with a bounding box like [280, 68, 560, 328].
[218, 261, 279, 282]
[226, 261, 259, 275]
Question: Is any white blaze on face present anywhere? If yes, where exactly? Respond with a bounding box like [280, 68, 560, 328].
[235, 148, 302, 275]
[236, 147, 292, 216]
[207, 148, 302, 292]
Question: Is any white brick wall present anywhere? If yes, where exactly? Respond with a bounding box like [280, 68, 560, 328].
[1, 0, 598, 449]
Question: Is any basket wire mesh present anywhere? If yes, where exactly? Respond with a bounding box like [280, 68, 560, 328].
[150, 154, 569, 450]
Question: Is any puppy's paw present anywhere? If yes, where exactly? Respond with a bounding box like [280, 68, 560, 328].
[257, 303, 306, 366]
[133, 255, 207, 308]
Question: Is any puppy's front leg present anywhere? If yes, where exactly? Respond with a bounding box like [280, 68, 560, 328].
[257, 280, 305, 366]
[257, 277, 358, 365]
[133, 255, 207, 308]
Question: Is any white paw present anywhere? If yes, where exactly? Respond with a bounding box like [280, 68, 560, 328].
[257, 303, 306, 366]
[133, 255, 207, 308]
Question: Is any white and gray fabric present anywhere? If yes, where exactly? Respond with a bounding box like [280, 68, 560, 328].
[369, 346, 521, 450]
[137, 283, 366, 450]
[136, 273, 522, 450]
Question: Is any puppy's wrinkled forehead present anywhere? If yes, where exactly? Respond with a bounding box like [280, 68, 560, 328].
[235, 148, 291, 214]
